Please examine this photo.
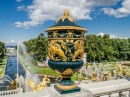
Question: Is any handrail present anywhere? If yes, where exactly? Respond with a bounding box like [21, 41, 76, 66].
[0, 88, 23, 96]
[94, 88, 130, 97]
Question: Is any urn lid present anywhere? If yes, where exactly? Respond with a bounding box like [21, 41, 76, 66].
[55, 9, 78, 26]
[45, 9, 87, 32]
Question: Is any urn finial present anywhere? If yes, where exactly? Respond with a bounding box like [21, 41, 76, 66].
[64, 9, 69, 16]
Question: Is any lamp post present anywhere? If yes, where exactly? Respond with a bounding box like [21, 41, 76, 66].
[45, 9, 87, 94]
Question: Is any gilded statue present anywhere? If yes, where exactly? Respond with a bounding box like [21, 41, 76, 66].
[48, 40, 67, 61]
[78, 74, 83, 83]
[103, 71, 109, 81]
[26, 75, 50, 91]
[37, 75, 50, 88]
[117, 64, 123, 76]
[7, 80, 17, 90]
[122, 70, 129, 78]
[92, 72, 98, 82]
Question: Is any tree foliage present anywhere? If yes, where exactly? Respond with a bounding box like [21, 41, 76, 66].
[24, 33, 48, 62]
[85, 34, 130, 62]
[0, 41, 6, 59]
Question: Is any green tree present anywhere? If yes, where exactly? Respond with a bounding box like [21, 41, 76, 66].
[24, 33, 48, 63]
[0, 41, 6, 60]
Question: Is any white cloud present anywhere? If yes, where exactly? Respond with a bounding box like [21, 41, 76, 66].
[16, 0, 23, 2]
[0, 40, 4, 42]
[102, 0, 130, 18]
[17, 5, 25, 11]
[5, 40, 15, 44]
[10, 40, 15, 43]
[14, 0, 119, 29]
[4, 40, 22, 46]
[97, 32, 127, 39]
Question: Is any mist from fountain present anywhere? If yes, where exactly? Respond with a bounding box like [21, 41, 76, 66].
[17, 43, 41, 92]
[18, 43, 32, 72]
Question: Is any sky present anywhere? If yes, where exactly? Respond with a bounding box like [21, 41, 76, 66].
[0, 0, 130, 46]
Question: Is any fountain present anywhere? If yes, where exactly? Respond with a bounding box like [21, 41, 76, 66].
[0, 44, 26, 91]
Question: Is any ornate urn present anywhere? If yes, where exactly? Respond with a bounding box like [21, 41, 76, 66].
[45, 9, 87, 94]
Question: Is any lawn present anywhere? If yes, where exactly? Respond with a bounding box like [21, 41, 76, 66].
[19, 55, 60, 76]
[19, 54, 130, 81]
[19, 55, 87, 81]
[0, 56, 8, 76]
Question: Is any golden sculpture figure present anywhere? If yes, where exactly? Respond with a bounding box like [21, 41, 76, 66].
[52, 31, 58, 38]
[122, 70, 129, 78]
[26, 75, 50, 91]
[78, 74, 83, 83]
[48, 40, 67, 61]
[7, 80, 17, 90]
[117, 64, 123, 76]
[92, 72, 98, 82]
[103, 71, 109, 81]
[67, 30, 73, 38]
[72, 40, 84, 61]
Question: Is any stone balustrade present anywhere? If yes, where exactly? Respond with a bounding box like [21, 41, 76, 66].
[0, 78, 130, 97]
[0, 88, 23, 96]
[79, 78, 130, 97]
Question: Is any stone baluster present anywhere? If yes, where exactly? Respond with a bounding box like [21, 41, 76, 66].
[108, 94, 111, 97]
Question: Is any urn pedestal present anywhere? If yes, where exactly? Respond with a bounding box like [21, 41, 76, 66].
[45, 9, 87, 94]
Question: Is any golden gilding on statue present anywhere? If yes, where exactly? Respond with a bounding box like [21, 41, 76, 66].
[26, 75, 50, 91]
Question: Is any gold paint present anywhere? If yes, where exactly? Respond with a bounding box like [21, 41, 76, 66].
[55, 68, 74, 75]
[116, 64, 129, 78]
[72, 40, 84, 61]
[48, 38, 84, 40]
[103, 71, 109, 81]
[80, 31, 84, 38]
[67, 30, 73, 38]
[122, 70, 129, 78]
[56, 9, 75, 23]
[117, 64, 123, 76]
[48, 39, 84, 61]
[48, 40, 67, 61]
[78, 74, 83, 81]
[45, 26, 87, 32]
[7, 80, 17, 90]
[62, 68, 73, 75]
[26, 75, 50, 91]
[56, 83, 77, 90]
[92, 72, 98, 82]
[52, 30, 58, 38]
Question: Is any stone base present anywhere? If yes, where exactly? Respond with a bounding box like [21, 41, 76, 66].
[54, 85, 81, 94]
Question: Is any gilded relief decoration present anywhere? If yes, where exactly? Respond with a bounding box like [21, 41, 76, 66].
[48, 30, 84, 38]
[48, 39, 84, 61]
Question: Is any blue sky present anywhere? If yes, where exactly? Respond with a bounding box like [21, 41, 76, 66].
[0, 0, 130, 46]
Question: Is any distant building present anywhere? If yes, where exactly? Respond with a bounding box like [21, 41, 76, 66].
[6, 46, 15, 50]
